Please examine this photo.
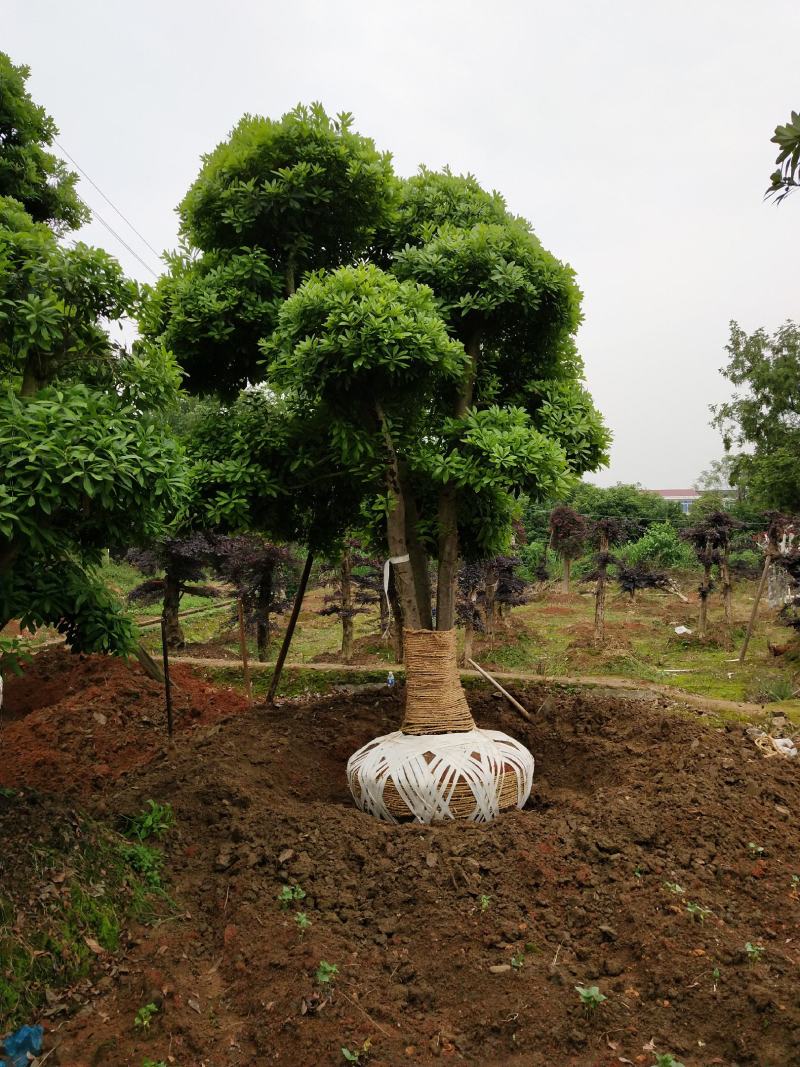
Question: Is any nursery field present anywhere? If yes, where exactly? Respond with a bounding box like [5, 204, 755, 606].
[2, 647, 800, 1066]
[98, 555, 800, 715]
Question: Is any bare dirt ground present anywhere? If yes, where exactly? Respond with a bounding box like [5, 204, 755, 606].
[2, 649, 800, 1066]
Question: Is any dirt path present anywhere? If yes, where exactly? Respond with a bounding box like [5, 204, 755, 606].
[172, 654, 776, 719]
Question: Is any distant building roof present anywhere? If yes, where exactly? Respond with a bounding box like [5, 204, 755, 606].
[650, 489, 701, 499]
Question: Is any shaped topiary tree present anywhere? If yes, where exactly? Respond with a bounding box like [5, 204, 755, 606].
[548, 505, 589, 594]
[265, 213, 608, 821]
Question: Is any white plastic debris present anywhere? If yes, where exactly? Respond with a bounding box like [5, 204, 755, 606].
[674, 625, 693, 636]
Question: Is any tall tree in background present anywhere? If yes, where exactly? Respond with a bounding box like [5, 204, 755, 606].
[0, 55, 184, 652]
[0, 53, 86, 231]
[712, 321, 800, 512]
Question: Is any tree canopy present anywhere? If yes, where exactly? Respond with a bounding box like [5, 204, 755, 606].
[0, 57, 184, 653]
[143, 105, 609, 632]
[712, 320, 800, 512]
[766, 109, 800, 203]
[0, 52, 86, 231]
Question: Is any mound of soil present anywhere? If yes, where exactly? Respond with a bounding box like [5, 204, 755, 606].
[23, 667, 800, 1066]
[0, 648, 249, 794]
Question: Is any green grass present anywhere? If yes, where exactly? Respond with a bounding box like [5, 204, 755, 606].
[0, 796, 174, 1031]
[92, 562, 800, 715]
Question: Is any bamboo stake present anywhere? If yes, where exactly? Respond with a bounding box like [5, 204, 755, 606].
[467, 658, 532, 722]
[237, 599, 253, 705]
[739, 554, 772, 663]
[267, 551, 313, 704]
[160, 619, 174, 738]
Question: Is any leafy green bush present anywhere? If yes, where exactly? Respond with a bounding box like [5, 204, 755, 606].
[619, 523, 695, 569]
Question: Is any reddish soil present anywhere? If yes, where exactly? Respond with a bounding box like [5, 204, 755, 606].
[0, 648, 249, 794]
[4, 653, 800, 1065]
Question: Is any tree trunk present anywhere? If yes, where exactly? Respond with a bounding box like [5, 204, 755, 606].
[255, 565, 274, 662]
[462, 616, 474, 666]
[387, 567, 404, 663]
[376, 402, 422, 632]
[286, 250, 297, 297]
[0, 541, 20, 578]
[484, 570, 499, 638]
[20, 356, 42, 397]
[594, 534, 609, 645]
[162, 570, 184, 649]
[698, 563, 712, 639]
[562, 557, 572, 595]
[379, 587, 389, 636]
[436, 328, 480, 632]
[720, 554, 733, 628]
[739, 554, 772, 663]
[400, 463, 433, 629]
[340, 546, 354, 664]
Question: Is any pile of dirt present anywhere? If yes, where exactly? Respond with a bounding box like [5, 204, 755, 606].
[0, 647, 249, 794]
[22, 671, 800, 1066]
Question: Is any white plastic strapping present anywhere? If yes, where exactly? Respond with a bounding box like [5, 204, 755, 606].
[347, 729, 534, 824]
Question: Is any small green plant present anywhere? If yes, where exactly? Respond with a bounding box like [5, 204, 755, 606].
[277, 884, 306, 908]
[745, 941, 764, 963]
[510, 950, 525, 970]
[341, 1039, 371, 1063]
[479, 894, 491, 913]
[747, 671, 796, 703]
[125, 800, 173, 842]
[654, 1055, 686, 1067]
[134, 1002, 159, 1030]
[142, 1061, 168, 1067]
[118, 842, 165, 890]
[686, 901, 712, 923]
[791, 874, 800, 892]
[316, 960, 339, 984]
[663, 881, 685, 895]
[633, 865, 644, 878]
[575, 985, 607, 1012]
[747, 842, 765, 857]
[295, 911, 311, 933]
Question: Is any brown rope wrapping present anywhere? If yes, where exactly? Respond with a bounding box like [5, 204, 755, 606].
[401, 628, 476, 735]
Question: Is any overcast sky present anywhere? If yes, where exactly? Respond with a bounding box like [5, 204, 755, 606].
[6, 0, 799, 488]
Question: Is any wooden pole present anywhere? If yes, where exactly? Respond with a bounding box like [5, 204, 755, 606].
[238, 599, 253, 705]
[267, 551, 313, 704]
[739, 554, 772, 663]
[467, 658, 532, 723]
[160, 618, 174, 738]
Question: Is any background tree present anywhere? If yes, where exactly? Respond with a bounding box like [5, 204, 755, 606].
[766, 110, 800, 203]
[681, 513, 739, 636]
[318, 541, 382, 663]
[0, 52, 86, 231]
[590, 517, 626, 644]
[615, 562, 671, 603]
[712, 321, 800, 512]
[212, 534, 296, 660]
[0, 117, 184, 655]
[456, 562, 486, 665]
[548, 505, 588, 593]
[126, 533, 217, 649]
[0, 56, 184, 651]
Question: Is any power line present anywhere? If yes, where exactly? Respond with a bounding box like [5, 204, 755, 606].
[85, 204, 160, 279]
[54, 138, 163, 266]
